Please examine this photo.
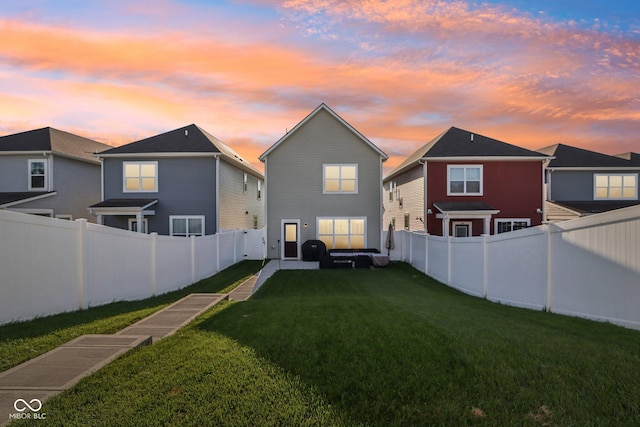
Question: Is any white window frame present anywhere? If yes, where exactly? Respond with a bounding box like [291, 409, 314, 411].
[123, 161, 158, 193]
[495, 218, 530, 234]
[128, 218, 149, 233]
[447, 165, 483, 196]
[169, 215, 205, 237]
[317, 217, 367, 250]
[243, 173, 248, 193]
[55, 214, 73, 221]
[594, 173, 638, 200]
[323, 164, 358, 194]
[257, 180, 262, 200]
[28, 159, 47, 191]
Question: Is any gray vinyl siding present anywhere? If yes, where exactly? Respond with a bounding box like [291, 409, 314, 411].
[549, 170, 640, 201]
[1, 154, 102, 222]
[102, 157, 217, 234]
[264, 108, 383, 258]
[0, 154, 44, 192]
[383, 165, 424, 231]
[218, 160, 264, 230]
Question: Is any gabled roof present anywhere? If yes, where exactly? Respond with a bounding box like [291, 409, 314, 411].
[99, 124, 263, 177]
[538, 144, 637, 168]
[615, 152, 640, 166]
[0, 191, 57, 208]
[386, 127, 548, 181]
[259, 103, 388, 161]
[0, 127, 111, 164]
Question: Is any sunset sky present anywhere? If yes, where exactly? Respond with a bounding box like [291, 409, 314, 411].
[1, 0, 639, 172]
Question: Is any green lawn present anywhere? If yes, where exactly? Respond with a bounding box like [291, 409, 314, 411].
[9, 263, 640, 426]
[0, 261, 263, 372]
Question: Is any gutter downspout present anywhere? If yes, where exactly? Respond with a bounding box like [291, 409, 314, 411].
[43, 152, 53, 192]
[419, 159, 428, 233]
[215, 154, 220, 233]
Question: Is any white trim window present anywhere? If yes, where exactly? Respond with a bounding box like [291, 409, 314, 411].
[448, 165, 482, 195]
[170, 216, 205, 237]
[243, 173, 248, 193]
[123, 161, 158, 192]
[452, 221, 472, 237]
[495, 218, 530, 234]
[28, 159, 47, 191]
[257, 180, 262, 200]
[594, 174, 637, 200]
[323, 164, 358, 194]
[318, 217, 366, 249]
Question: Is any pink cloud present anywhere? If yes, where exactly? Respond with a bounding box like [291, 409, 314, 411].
[1, 0, 639, 171]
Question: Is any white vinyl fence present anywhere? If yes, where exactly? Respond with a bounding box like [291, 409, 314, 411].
[384, 205, 640, 330]
[0, 209, 265, 325]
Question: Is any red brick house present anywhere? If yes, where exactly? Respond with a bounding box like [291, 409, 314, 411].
[383, 127, 552, 236]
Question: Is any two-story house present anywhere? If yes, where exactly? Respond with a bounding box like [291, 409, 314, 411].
[89, 124, 264, 235]
[259, 104, 388, 259]
[537, 144, 640, 222]
[384, 127, 551, 236]
[0, 127, 111, 221]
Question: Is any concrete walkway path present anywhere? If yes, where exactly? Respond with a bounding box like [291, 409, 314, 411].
[0, 293, 225, 425]
[0, 263, 319, 424]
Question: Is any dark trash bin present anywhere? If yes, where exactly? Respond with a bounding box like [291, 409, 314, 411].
[302, 240, 327, 261]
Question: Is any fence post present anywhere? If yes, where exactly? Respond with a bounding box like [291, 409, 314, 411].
[424, 233, 429, 274]
[409, 232, 413, 266]
[447, 235, 452, 285]
[76, 219, 88, 310]
[191, 235, 196, 284]
[151, 232, 157, 296]
[546, 224, 553, 311]
[215, 232, 220, 273]
[482, 234, 488, 298]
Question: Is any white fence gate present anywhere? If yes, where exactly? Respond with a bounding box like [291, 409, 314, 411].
[384, 205, 640, 330]
[0, 209, 265, 325]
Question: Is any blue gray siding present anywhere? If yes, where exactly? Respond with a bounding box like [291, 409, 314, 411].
[102, 157, 217, 234]
[549, 170, 640, 201]
[0, 154, 102, 222]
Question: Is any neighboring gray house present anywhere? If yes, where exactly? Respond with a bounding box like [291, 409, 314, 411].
[89, 124, 264, 235]
[259, 104, 388, 259]
[0, 127, 111, 221]
[537, 143, 640, 222]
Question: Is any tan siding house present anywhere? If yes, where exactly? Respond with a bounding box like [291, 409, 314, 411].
[383, 164, 425, 231]
[259, 104, 388, 259]
[218, 160, 264, 230]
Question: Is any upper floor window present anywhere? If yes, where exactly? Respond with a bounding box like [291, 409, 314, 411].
[28, 159, 47, 190]
[448, 165, 482, 195]
[324, 164, 358, 194]
[257, 180, 262, 200]
[243, 173, 248, 193]
[124, 162, 157, 192]
[594, 174, 637, 200]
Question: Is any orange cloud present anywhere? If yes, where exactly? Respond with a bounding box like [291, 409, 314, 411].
[1, 0, 639, 171]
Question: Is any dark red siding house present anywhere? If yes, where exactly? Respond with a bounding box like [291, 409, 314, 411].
[383, 127, 552, 237]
